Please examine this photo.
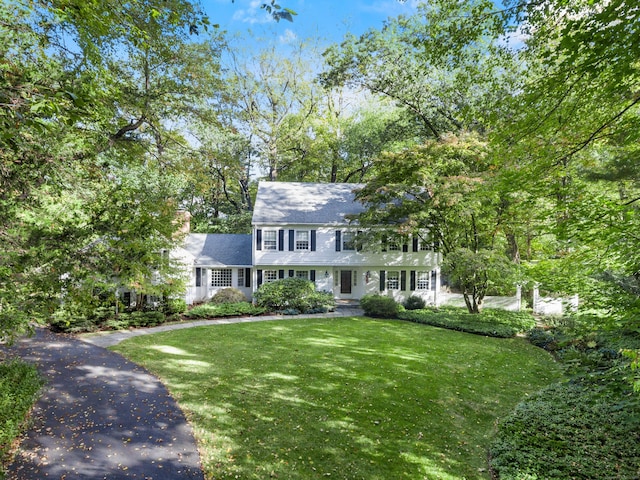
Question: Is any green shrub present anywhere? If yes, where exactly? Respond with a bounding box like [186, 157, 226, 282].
[399, 307, 536, 338]
[360, 294, 400, 318]
[50, 303, 96, 333]
[489, 370, 640, 480]
[210, 288, 247, 304]
[165, 298, 187, 315]
[184, 302, 267, 319]
[403, 295, 426, 310]
[0, 360, 42, 468]
[254, 278, 335, 313]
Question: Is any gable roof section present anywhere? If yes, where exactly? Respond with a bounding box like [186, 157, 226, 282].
[252, 182, 366, 225]
[182, 234, 252, 267]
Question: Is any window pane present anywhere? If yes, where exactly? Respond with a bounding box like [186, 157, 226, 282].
[237, 268, 245, 287]
[417, 271, 430, 290]
[343, 232, 356, 250]
[387, 271, 400, 290]
[296, 230, 309, 250]
[264, 230, 277, 250]
[295, 271, 309, 280]
[211, 269, 232, 287]
[264, 270, 278, 283]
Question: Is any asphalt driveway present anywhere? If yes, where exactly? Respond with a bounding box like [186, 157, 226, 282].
[2, 328, 204, 479]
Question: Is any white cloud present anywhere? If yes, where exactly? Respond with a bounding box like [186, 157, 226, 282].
[279, 28, 298, 44]
[231, 0, 273, 24]
[359, 0, 422, 15]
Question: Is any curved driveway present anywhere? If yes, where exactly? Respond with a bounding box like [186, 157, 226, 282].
[3, 308, 363, 478]
[3, 328, 204, 479]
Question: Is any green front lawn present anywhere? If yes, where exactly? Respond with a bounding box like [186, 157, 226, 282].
[112, 317, 562, 480]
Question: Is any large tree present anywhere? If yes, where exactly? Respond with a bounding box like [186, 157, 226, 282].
[0, 0, 222, 341]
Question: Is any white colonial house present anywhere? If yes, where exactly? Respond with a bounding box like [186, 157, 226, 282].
[176, 181, 443, 305]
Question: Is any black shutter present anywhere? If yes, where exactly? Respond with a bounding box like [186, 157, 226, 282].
[195, 267, 202, 287]
[431, 270, 437, 290]
[401, 270, 407, 291]
[311, 230, 316, 251]
[256, 229, 262, 250]
[412, 237, 419, 252]
[402, 243, 409, 252]
[245, 268, 251, 288]
[380, 270, 385, 291]
[335, 231, 342, 251]
[357, 230, 363, 251]
[279, 230, 285, 251]
[289, 229, 295, 251]
[257, 270, 263, 287]
[381, 235, 387, 252]
[279, 269, 285, 279]
[310, 270, 316, 281]
[288, 269, 295, 278]
[410, 271, 416, 291]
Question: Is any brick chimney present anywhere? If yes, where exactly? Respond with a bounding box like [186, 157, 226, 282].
[173, 210, 191, 238]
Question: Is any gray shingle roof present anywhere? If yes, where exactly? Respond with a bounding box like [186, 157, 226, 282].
[252, 182, 366, 225]
[182, 234, 252, 266]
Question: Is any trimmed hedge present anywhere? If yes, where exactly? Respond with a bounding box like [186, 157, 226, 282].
[398, 307, 536, 338]
[360, 294, 400, 318]
[184, 302, 267, 319]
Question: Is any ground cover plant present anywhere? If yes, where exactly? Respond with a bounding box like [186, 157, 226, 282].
[0, 360, 42, 476]
[399, 307, 537, 338]
[489, 323, 640, 479]
[112, 317, 562, 480]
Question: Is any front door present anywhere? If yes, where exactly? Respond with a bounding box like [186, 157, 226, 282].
[340, 270, 352, 294]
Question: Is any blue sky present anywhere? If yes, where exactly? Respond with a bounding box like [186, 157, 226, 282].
[203, 0, 422, 47]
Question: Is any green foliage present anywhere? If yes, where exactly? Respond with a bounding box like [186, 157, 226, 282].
[254, 278, 335, 313]
[0, 360, 42, 469]
[164, 298, 187, 315]
[489, 371, 640, 480]
[443, 247, 519, 313]
[403, 295, 426, 310]
[209, 288, 248, 304]
[114, 318, 562, 480]
[360, 294, 400, 318]
[399, 307, 536, 338]
[184, 302, 266, 319]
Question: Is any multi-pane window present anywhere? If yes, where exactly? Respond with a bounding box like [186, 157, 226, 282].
[237, 268, 245, 287]
[343, 232, 356, 251]
[295, 230, 310, 250]
[416, 271, 430, 290]
[387, 240, 400, 251]
[264, 270, 278, 283]
[263, 230, 277, 250]
[295, 271, 309, 280]
[211, 268, 232, 287]
[387, 271, 400, 290]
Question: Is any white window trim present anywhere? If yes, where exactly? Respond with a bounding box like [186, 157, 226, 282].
[263, 230, 277, 250]
[211, 268, 233, 287]
[416, 271, 430, 290]
[387, 271, 400, 290]
[295, 230, 310, 251]
[263, 270, 278, 283]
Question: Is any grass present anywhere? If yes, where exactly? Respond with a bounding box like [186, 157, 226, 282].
[112, 317, 563, 480]
[0, 360, 42, 476]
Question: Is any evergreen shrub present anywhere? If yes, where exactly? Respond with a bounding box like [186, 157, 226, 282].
[210, 288, 247, 304]
[403, 295, 426, 310]
[360, 294, 400, 318]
